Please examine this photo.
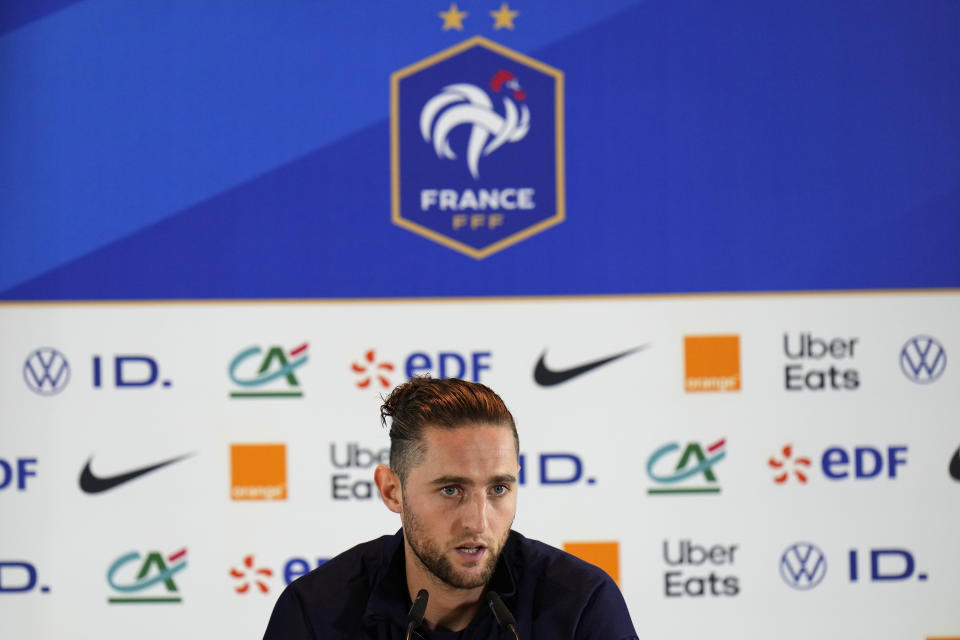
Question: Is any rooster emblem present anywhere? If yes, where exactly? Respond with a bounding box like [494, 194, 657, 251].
[420, 69, 530, 180]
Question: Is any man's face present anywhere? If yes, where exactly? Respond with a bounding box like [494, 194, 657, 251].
[400, 423, 518, 590]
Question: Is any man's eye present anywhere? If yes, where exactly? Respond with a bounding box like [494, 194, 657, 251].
[491, 484, 508, 496]
[440, 486, 459, 497]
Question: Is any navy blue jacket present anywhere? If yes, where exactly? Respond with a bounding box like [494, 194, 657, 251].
[263, 529, 638, 639]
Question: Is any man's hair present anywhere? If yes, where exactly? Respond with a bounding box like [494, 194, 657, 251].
[380, 377, 518, 483]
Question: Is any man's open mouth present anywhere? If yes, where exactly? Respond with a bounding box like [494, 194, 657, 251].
[455, 543, 487, 558]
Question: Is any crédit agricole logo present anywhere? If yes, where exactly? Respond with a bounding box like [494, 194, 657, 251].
[391, 36, 565, 258]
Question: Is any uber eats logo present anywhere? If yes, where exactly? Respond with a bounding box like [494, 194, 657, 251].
[663, 540, 739, 597]
[783, 332, 859, 391]
[330, 442, 389, 500]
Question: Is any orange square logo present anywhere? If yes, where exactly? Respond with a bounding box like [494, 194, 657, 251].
[563, 541, 620, 586]
[685, 335, 741, 392]
[230, 444, 287, 501]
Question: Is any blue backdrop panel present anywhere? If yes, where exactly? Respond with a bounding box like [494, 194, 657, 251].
[1, 0, 958, 300]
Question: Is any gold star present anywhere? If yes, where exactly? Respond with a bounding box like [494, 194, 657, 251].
[439, 3, 468, 31]
[490, 3, 519, 30]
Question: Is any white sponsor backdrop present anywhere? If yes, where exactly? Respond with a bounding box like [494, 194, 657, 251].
[1, 292, 958, 639]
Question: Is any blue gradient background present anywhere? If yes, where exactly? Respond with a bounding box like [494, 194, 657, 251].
[1, 0, 957, 299]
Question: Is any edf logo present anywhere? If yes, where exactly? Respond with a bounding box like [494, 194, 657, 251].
[0, 458, 37, 491]
[405, 351, 491, 382]
[822, 446, 907, 480]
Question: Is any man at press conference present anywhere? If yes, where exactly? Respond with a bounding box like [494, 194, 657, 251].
[263, 377, 638, 639]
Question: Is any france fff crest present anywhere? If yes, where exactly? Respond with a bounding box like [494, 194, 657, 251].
[391, 37, 565, 259]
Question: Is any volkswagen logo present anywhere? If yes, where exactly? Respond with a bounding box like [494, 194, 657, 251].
[23, 348, 71, 395]
[780, 542, 827, 590]
[900, 335, 946, 384]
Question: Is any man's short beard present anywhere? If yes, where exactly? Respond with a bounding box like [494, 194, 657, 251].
[402, 496, 511, 590]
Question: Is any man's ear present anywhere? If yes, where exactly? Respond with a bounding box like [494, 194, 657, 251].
[374, 464, 403, 514]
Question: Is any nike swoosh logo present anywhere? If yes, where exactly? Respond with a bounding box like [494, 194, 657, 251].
[79, 453, 193, 494]
[534, 345, 649, 386]
[950, 446, 960, 481]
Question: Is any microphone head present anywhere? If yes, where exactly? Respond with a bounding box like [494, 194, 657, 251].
[487, 591, 517, 628]
[407, 589, 429, 628]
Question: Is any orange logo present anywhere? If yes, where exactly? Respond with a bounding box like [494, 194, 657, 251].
[230, 444, 287, 501]
[684, 335, 741, 392]
[563, 541, 620, 586]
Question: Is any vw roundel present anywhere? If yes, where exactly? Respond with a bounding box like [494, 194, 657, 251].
[391, 36, 565, 259]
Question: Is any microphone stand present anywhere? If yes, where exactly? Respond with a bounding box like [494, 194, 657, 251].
[487, 591, 519, 640]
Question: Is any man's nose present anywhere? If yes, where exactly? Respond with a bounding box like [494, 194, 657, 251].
[460, 491, 488, 532]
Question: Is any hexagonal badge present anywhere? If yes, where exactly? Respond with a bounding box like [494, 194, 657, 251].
[391, 37, 565, 259]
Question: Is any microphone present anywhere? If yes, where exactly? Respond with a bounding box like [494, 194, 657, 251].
[405, 589, 429, 640]
[487, 591, 519, 640]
